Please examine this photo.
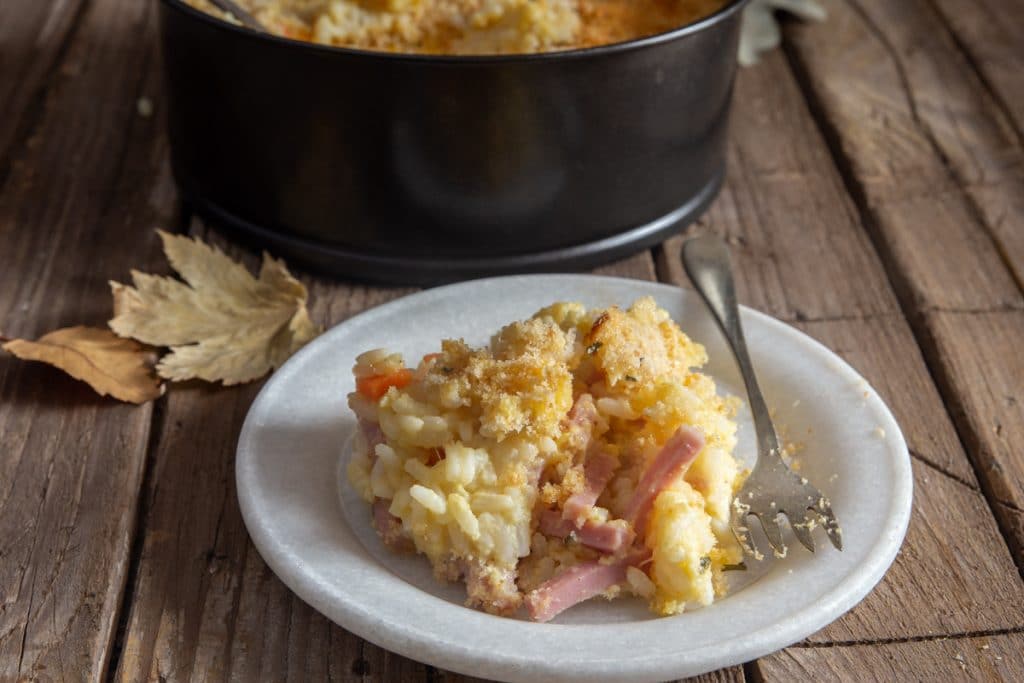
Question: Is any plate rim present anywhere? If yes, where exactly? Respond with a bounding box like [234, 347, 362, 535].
[236, 273, 913, 682]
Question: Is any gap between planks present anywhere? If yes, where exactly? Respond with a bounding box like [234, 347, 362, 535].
[104, 392, 169, 683]
[793, 624, 1024, 649]
[908, 449, 985, 496]
[103, 207, 193, 683]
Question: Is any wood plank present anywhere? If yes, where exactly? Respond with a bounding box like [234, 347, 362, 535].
[657, 127, 896, 322]
[684, 667, 746, 683]
[0, 0, 87, 171]
[786, 0, 1024, 301]
[929, 0, 1024, 141]
[782, 0, 1024, 569]
[656, 53, 1024, 644]
[593, 250, 659, 280]
[758, 632, 1024, 682]
[0, 0, 177, 680]
[923, 310, 1024, 565]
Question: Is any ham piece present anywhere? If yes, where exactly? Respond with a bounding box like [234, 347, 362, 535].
[539, 508, 575, 538]
[526, 561, 628, 622]
[572, 519, 634, 554]
[562, 448, 618, 525]
[538, 508, 635, 554]
[623, 426, 705, 534]
[538, 426, 702, 554]
[525, 550, 651, 622]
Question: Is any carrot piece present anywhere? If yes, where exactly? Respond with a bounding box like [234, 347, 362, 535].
[357, 369, 414, 400]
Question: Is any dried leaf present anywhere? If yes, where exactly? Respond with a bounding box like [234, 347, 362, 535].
[2, 326, 163, 404]
[109, 230, 320, 385]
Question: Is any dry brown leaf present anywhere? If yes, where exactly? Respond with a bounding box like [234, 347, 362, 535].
[2, 326, 164, 404]
[109, 230, 320, 385]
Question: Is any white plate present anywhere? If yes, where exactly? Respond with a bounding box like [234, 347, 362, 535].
[236, 275, 912, 683]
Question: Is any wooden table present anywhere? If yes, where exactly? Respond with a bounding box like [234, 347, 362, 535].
[3, 0, 1023, 680]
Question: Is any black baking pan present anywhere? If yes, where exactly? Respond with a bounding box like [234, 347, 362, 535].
[158, 0, 747, 284]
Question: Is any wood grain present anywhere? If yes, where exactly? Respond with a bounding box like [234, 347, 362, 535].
[783, 0, 1024, 569]
[657, 52, 1024, 644]
[923, 311, 1024, 565]
[657, 119, 896, 322]
[0, 0, 174, 680]
[929, 0, 1024, 141]
[787, 0, 1024, 303]
[592, 249, 659, 280]
[759, 632, 1024, 682]
[0, 0, 86, 172]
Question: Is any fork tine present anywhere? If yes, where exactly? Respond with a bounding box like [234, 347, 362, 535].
[791, 516, 816, 553]
[813, 499, 843, 551]
[824, 518, 843, 551]
[756, 513, 787, 557]
[731, 515, 760, 558]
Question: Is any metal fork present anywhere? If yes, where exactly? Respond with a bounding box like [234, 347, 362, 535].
[682, 234, 842, 557]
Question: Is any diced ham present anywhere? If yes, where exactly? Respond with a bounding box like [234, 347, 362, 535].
[623, 426, 705, 534]
[538, 508, 635, 554]
[574, 519, 634, 554]
[562, 448, 618, 525]
[539, 508, 575, 538]
[526, 561, 627, 622]
[525, 550, 649, 623]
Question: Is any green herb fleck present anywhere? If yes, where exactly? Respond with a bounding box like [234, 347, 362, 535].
[624, 375, 638, 382]
[723, 563, 747, 572]
[699, 556, 712, 573]
[586, 342, 603, 355]
[441, 366, 453, 374]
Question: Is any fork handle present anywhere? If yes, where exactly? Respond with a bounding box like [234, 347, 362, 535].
[681, 235, 783, 459]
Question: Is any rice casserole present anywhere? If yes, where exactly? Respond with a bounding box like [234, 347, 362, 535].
[347, 298, 744, 621]
[186, 0, 727, 55]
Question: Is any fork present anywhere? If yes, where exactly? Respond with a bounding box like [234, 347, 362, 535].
[682, 234, 842, 557]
